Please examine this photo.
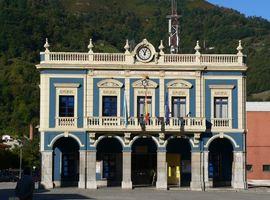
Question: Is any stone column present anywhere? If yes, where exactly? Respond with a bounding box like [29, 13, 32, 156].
[79, 150, 86, 188]
[41, 151, 54, 189]
[86, 150, 97, 189]
[203, 151, 211, 188]
[190, 151, 202, 191]
[156, 149, 167, 189]
[232, 151, 246, 189]
[122, 151, 132, 189]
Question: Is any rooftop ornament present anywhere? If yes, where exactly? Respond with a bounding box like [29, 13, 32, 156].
[194, 40, 201, 55]
[88, 38, 94, 53]
[158, 40, 165, 55]
[124, 39, 130, 54]
[44, 38, 50, 53]
[237, 40, 243, 56]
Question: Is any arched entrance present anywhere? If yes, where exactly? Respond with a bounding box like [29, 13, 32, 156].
[131, 137, 157, 187]
[53, 137, 79, 187]
[208, 138, 233, 187]
[96, 137, 123, 187]
[166, 138, 191, 187]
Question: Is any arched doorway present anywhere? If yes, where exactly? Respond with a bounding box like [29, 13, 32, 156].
[166, 138, 191, 187]
[131, 137, 157, 187]
[53, 137, 79, 187]
[208, 138, 233, 188]
[96, 137, 123, 187]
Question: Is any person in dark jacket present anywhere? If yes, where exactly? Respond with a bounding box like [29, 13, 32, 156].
[15, 167, 34, 200]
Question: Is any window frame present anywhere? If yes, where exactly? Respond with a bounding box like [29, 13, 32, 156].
[102, 96, 118, 117]
[59, 95, 75, 117]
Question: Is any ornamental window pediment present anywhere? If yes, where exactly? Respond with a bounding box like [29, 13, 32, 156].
[166, 80, 192, 89]
[97, 79, 123, 88]
[132, 79, 158, 88]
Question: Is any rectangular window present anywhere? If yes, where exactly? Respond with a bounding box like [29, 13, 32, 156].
[137, 96, 152, 117]
[214, 97, 228, 118]
[246, 164, 253, 172]
[102, 96, 117, 116]
[172, 97, 186, 118]
[59, 95, 74, 117]
[263, 165, 270, 172]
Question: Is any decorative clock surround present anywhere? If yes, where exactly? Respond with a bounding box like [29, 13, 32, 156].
[133, 38, 156, 63]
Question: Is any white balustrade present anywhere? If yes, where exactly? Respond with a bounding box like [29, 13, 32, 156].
[86, 116, 206, 131]
[40, 51, 244, 66]
[201, 54, 238, 64]
[56, 117, 77, 127]
[211, 118, 232, 128]
[163, 54, 196, 63]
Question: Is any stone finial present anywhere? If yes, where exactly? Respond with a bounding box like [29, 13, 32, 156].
[88, 38, 94, 53]
[158, 40, 164, 55]
[44, 38, 50, 53]
[194, 40, 201, 54]
[124, 39, 130, 54]
[237, 40, 243, 56]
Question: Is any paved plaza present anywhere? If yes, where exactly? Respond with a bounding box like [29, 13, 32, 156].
[1, 183, 270, 200]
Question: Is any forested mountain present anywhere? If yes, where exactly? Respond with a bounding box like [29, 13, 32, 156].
[0, 0, 270, 137]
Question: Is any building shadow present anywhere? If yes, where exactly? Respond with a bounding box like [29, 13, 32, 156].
[0, 188, 94, 200]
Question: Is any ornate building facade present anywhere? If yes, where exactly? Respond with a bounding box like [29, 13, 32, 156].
[37, 38, 247, 190]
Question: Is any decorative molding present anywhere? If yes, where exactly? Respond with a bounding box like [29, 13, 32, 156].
[209, 84, 235, 89]
[166, 80, 192, 89]
[97, 79, 123, 88]
[48, 133, 84, 148]
[124, 133, 131, 145]
[132, 79, 158, 88]
[54, 83, 80, 88]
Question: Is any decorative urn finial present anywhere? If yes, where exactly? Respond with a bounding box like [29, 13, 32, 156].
[124, 39, 130, 54]
[194, 40, 201, 54]
[88, 38, 94, 53]
[158, 40, 164, 55]
[44, 38, 50, 53]
[237, 40, 243, 55]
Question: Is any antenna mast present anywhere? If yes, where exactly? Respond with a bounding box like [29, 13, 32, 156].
[167, 0, 180, 54]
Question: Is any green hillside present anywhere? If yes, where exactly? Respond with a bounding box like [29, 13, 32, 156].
[0, 0, 270, 137]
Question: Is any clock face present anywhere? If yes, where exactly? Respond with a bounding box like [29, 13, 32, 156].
[137, 46, 152, 61]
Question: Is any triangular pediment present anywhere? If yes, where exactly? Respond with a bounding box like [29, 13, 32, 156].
[132, 79, 158, 88]
[97, 79, 123, 88]
[166, 80, 192, 89]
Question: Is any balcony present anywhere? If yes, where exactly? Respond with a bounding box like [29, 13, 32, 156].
[56, 117, 77, 128]
[86, 116, 206, 132]
[211, 118, 232, 129]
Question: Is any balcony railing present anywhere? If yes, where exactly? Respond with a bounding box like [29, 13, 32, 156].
[211, 118, 232, 128]
[56, 117, 77, 128]
[86, 116, 206, 132]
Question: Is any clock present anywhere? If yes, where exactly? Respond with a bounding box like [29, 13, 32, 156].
[137, 46, 152, 61]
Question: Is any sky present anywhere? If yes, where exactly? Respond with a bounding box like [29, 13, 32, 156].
[207, 0, 270, 21]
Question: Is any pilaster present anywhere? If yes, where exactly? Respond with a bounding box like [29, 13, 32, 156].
[190, 151, 202, 191]
[156, 149, 167, 190]
[41, 151, 53, 189]
[87, 70, 94, 116]
[79, 150, 86, 188]
[122, 150, 132, 189]
[86, 150, 97, 189]
[232, 151, 246, 189]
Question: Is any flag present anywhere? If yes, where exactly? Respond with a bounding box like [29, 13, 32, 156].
[165, 90, 170, 125]
[122, 89, 128, 127]
[144, 90, 150, 124]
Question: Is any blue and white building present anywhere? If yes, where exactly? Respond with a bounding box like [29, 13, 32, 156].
[37, 38, 247, 190]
